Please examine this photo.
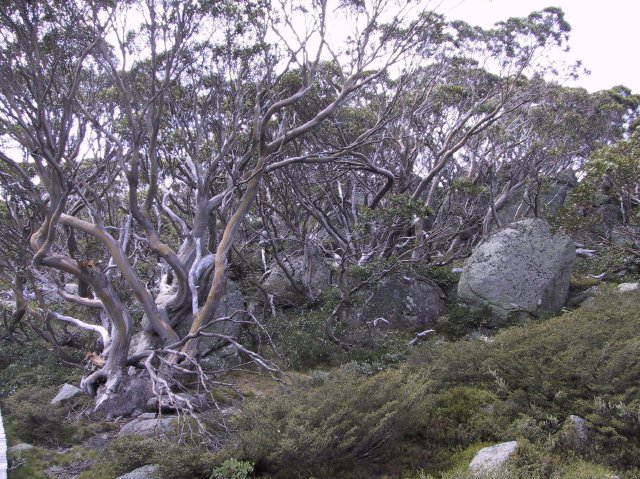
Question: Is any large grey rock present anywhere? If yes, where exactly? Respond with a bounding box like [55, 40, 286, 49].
[83, 433, 110, 450]
[589, 204, 624, 239]
[94, 375, 154, 419]
[458, 219, 575, 324]
[348, 275, 445, 332]
[469, 441, 518, 473]
[261, 249, 332, 306]
[116, 464, 160, 479]
[118, 416, 177, 437]
[611, 225, 640, 247]
[51, 383, 83, 405]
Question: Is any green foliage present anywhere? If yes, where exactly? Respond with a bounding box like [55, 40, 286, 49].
[3, 385, 90, 447]
[231, 364, 505, 477]
[155, 442, 219, 479]
[266, 296, 344, 370]
[211, 458, 254, 479]
[554, 131, 640, 261]
[233, 366, 426, 477]
[434, 303, 494, 338]
[79, 435, 219, 479]
[6, 447, 47, 479]
[266, 305, 411, 371]
[358, 194, 433, 231]
[569, 273, 600, 292]
[453, 177, 489, 194]
[76, 436, 156, 479]
[0, 340, 83, 398]
[572, 250, 638, 284]
[9, 445, 99, 479]
[229, 289, 640, 477]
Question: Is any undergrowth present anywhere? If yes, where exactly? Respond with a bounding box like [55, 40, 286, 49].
[226, 289, 640, 478]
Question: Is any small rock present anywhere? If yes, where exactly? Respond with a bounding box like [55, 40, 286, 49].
[617, 282, 639, 293]
[118, 416, 177, 437]
[469, 441, 518, 473]
[220, 406, 239, 417]
[138, 412, 157, 420]
[8, 443, 35, 453]
[83, 433, 110, 450]
[561, 415, 589, 451]
[51, 383, 83, 405]
[115, 464, 160, 479]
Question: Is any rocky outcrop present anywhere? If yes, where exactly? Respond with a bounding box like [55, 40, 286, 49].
[347, 275, 445, 332]
[468, 441, 518, 474]
[51, 383, 84, 405]
[592, 204, 624, 239]
[94, 375, 154, 419]
[458, 219, 575, 324]
[611, 225, 640, 248]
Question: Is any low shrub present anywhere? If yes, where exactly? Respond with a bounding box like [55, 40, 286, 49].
[265, 303, 410, 371]
[77, 435, 156, 478]
[233, 366, 424, 477]
[78, 435, 219, 479]
[0, 340, 83, 398]
[3, 384, 90, 447]
[231, 366, 511, 477]
[229, 289, 640, 477]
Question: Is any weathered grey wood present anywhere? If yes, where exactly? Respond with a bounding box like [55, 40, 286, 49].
[0, 406, 7, 479]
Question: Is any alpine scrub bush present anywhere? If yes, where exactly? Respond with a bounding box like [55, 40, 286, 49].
[233, 366, 425, 477]
[229, 289, 640, 477]
[231, 369, 509, 477]
[0, 339, 84, 398]
[3, 384, 89, 447]
[78, 435, 219, 479]
[79, 436, 157, 478]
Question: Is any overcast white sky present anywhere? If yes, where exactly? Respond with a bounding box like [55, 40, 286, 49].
[433, 0, 639, 93]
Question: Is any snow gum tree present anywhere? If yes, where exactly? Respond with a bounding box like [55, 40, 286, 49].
[0, 0, 446, 408]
